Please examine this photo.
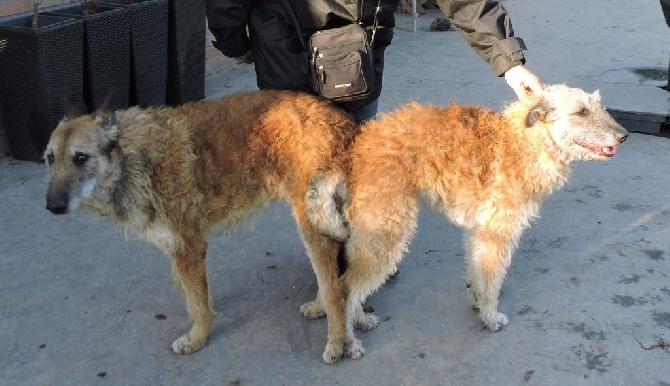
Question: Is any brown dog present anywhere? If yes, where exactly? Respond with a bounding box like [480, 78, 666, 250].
[305, 85, 629, 357]
[44, 90, 357, 363]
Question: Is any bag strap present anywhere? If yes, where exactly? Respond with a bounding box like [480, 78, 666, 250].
[279, 0, 383, 47]
[356, 0, 382, 45]
[369, 0, 382, 46]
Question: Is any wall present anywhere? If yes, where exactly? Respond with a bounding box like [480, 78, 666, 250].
[0, 0, 62, 17]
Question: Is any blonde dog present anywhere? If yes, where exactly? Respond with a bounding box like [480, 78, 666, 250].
[305, 85, 629, 358]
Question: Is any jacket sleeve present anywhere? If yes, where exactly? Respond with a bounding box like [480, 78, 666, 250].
[205, 0, 252, 58]
[436, 0, 526, 76]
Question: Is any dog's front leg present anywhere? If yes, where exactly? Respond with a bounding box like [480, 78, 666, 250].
[169, 236, 215, 354]
[466, 229, 515, 331]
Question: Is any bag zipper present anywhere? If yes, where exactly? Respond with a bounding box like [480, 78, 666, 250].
[318, 58, 361, 71]
[315, 40, 367, 57]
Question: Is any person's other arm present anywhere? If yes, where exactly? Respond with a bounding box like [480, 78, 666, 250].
[437, 0, 542, 97]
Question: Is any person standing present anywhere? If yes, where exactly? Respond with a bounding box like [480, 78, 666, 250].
[205, 0, 544, 311]
[205, 0, 544, 123]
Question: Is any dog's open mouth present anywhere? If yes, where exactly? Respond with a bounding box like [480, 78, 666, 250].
[576, 141, 617, 157]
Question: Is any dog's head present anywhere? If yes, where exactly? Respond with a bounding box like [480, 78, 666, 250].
[44, 97, 119, 215]
[523, 84, 628, 161]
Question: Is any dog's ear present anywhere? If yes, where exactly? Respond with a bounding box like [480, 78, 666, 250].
[96, 111, 118, 138]
[94, 90, 118, 141]
[525, 100, 555, 127]
[590, 90, 601, 103]
[63, 102, 89, 121]
[97, 90, 114, 114]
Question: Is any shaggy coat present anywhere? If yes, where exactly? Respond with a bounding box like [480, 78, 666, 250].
[44, 90, 357, 363]
[305, 85, 629, 358]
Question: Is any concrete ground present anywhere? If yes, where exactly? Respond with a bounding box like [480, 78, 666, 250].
[2, 1, 670, 385]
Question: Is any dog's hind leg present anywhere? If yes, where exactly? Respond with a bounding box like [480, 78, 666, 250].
[169, 234, 215, 354]
[300, 241, 379, 328]
[339, 196, 418, 357]
[299, 242, 346, 320]
[300, 290, 327, 320]
[466, 228, 516, 331]
[463, 229, 481, 309]
[340, 235, 406, 358]
[293, 205, 347, 364]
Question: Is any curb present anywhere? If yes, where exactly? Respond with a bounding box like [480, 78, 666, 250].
[608, 109, 669, 134]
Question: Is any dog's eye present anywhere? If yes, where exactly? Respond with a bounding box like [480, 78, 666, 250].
[45, 153, 55, 165]
[73, 152, 90, 166]
[574, 107, 589, 116]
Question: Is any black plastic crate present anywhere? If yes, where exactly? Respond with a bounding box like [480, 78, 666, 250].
[166, 0, 205, 105]
[44, 4, 131, 112]
[0, 13, 84, 161]
[102, 0, 169, 107]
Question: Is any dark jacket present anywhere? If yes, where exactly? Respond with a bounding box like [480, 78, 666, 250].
[437, 0, 526, 76]
[206, 0, 397, 110]
[206, 0, 527, 108]
[662, 0, 670, 27]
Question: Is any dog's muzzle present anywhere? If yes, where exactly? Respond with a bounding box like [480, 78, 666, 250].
[46, 196, 68, 215]
[618, 132, 629, 144]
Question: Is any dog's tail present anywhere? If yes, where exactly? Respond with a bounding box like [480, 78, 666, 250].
[305, 169, 349, 242]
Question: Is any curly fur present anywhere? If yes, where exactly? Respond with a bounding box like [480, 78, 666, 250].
[306, 84, 629, 357]
[44, 90, 358, 363]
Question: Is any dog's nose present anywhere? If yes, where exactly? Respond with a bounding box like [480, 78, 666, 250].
[618, 133, 629, 144]
[46, 199, 68, 215]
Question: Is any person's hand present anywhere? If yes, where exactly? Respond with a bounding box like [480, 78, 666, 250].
[504, 65, 543, 100]
[233, 50, 254, 64]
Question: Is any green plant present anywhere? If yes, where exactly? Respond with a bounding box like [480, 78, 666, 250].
[72, 0, 100, 15]
[32, 0, 45, 27]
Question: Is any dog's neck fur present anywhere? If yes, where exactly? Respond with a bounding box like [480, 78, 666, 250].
[501, 100, 573, 198]
[87, 110, 164, 232]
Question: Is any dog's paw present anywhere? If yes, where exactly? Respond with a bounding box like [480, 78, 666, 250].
[482, 311, 509, 332]
[322, 342, 344, 364]
[171, 334, 206, 354]
[354, 312, 379, 332]
[344, 337, 365, 360]
[300, 300, 326, 320]
[387, 267, 400, 281]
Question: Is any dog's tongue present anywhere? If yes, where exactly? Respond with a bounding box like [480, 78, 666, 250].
[581, 142, 618, 157]
[600, 146, 617, 156]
